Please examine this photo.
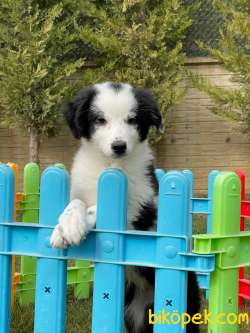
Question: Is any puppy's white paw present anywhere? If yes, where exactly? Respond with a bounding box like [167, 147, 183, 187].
[50, 199, 88, 248]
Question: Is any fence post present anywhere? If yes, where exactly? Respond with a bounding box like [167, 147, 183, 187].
[209, 172, 240, 333]
[154, 171, 190, 333]
[34, 166, 69, 333]
[0, 164, 15, 333]
[182, 170, 193, 246]
[55, 163, 93, 299]
[236, 170, 245, 308]
[205, 170, 219, 299]
[207, 170, 220, 233]
[19, 163, 40, 304]
[92, 169, 127, 333]
[7, 162, 19, 306]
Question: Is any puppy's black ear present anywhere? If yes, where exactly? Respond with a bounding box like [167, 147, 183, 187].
[64, 87, 97, 139]
[133, 88, 163, 140]
[134, 88, 162, 128]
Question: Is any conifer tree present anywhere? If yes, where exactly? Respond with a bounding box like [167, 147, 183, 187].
[0, 1, 86, 162]
[192, 0, 250, 134]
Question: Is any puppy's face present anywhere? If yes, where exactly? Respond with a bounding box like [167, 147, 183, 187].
[65, 82, 162, 159]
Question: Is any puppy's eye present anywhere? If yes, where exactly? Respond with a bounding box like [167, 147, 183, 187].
[95, 117, 106, 125]
[127, 117, 137, 125]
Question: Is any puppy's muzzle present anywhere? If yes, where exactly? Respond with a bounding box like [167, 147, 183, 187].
[111, 140, 127, 156]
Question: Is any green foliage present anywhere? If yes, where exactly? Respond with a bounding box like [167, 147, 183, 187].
[191, 0, 250, 134]
[0, 0, 194, 147]
[0, 0, 87, 138]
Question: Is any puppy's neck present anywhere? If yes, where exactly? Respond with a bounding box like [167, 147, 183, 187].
[71, 139, 157, 215]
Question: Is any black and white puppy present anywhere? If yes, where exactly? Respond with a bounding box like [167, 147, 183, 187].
[50, 82, 200, 333]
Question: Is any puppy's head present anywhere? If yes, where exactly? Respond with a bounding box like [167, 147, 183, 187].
[65, 82, 162, 158]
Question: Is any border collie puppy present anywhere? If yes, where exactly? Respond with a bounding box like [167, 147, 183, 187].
[50, 82, 200, 333]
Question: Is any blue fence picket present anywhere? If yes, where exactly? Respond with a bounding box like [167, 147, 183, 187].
[182, 170, 193, 246]
[92, 169, 127, 333]
[156, 169, 219, 293]
[207, 170, 219, 233]
[204, 170, 219, 298]
[0, 164, 14, 333]
[34, 166, 69, 333]
[154, 171, 190, 333]
[187, 170, 219, 293]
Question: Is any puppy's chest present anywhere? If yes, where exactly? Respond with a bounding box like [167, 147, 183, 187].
[72, 168, 154, 225]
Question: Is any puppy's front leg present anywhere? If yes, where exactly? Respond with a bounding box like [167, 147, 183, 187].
[50, 199, 96, 248]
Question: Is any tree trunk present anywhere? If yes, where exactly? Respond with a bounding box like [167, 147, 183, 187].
[29, 128, 40, 164]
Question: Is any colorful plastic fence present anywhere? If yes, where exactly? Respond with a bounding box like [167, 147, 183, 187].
[236, 170, 250, 309]
[158, 168, 250, 308]
[8, 163, 93, 305]
[1, 164, 250, 333]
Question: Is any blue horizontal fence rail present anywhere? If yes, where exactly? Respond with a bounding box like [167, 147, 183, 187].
[0, 164, 215, 333]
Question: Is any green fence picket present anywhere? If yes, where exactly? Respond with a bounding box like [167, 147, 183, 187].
[193, 172, 250, 333]
[17, 163, 40, 304]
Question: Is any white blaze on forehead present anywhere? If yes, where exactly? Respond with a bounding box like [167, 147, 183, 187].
[93, 82, 137, 120]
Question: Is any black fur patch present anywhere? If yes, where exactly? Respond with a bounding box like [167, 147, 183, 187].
[64, 87, 97, 140]
[137, 266, 155, 285]
[131, 202, 156, 231]
[125, 282, 135, 305]
[146, 164, 159, 194]
[109, 82, 122, 92]
[187, 271, 201, 333]
[133, 88, 162, 141]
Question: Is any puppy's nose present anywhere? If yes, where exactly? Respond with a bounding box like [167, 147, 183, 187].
[111, 140, 127, 156]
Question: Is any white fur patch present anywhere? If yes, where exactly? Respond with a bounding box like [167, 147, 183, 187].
[69, 140, 155, 228]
